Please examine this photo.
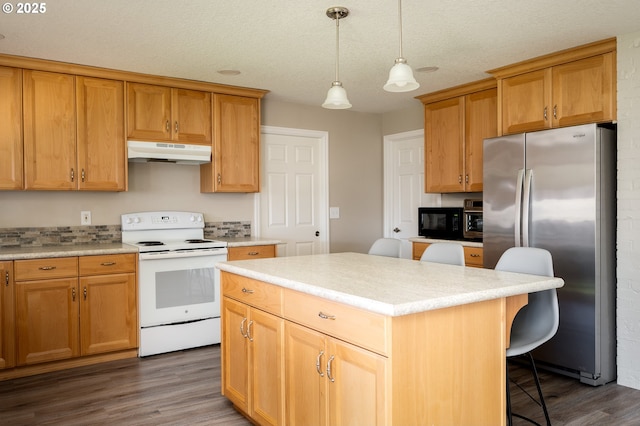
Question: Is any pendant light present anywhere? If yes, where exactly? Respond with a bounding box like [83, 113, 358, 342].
[322, 7, 352, 109]
[383, 0, 419, 92]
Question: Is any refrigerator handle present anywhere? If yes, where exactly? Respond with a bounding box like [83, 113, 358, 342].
[514, 169, 525, 247]
[522, 169, 533, 247]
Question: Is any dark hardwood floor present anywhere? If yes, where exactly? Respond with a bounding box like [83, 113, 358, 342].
[1, 345, 639, 425]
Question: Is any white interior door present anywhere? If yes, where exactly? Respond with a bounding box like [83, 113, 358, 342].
[384, 129, 441, 258]
[256, 126, 329, 256]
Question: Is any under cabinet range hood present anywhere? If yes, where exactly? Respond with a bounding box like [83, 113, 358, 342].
[127, 140, 212, 165]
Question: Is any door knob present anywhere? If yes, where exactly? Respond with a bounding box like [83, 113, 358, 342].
[393, 227, 401, 233]
[315, 231, 320, 237]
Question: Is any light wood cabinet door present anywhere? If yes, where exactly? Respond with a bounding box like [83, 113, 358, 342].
[23, 70, 76, 190]
[76, 76, 126, 191]
[79, 273, 137, 355]
[172, 88, 211, 144]
[0, 66, 23, 190]
[222, 297, 283, 426]
[424, 97, 464, 193]
[327, 338, 387, 426]
[500, 69, 552, 135]
[285, 322, 327, 426]
[552, 53, 615, 128]
[248, 307, 284, 426]
[0, 261, 15, 369]
[465, 88, 497, 192]
[127, 83, 172, 140]
[16, 278, 80, 365]
[202, 94, 260, 192]
[285, 321, 387, 426]
[222, 297, 250, 413]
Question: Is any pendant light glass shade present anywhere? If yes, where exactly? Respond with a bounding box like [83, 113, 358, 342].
[384, 0, 420, 93]
[322, 7, 351, 109]
[384, 58, 419, 92]
[323, 81, 352, 109]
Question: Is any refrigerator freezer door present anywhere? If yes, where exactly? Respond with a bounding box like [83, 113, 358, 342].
[483, 133, 525, 269]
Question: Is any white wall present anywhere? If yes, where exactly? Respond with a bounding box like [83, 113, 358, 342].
[616, 32, 640, 390]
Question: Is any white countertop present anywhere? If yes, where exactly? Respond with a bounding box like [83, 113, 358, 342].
[217, 252, 563, 317]
[0, 243, 138, 261]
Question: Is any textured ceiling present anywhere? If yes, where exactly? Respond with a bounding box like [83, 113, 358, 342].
[1, 0, 639, 113]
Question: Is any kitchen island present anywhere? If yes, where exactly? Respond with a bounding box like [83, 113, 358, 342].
[216, 252, 564, 426]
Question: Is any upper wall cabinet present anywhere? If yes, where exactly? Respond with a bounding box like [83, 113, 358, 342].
[76, 76, 126, 191]
[489, 38, 616, 136]
[23, 70, 77, 190]
[22, 70, 126, 191]
[417, 79, 497, 193]
[0, 66, 23, 190]
[127, 83, 212, 145]
[201, 94, 260, 193]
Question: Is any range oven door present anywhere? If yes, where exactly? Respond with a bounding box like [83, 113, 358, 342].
[138, 249, 227, 328]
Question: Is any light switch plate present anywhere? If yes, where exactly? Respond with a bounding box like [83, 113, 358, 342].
[329, 207, 340, 219]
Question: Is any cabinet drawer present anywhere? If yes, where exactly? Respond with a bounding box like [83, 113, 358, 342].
[227, 245, 276, 261]
[221, 272, 283, 316]
[464, 247, 484, 267]
[15, 257, 78, 281]
[79, 253, 136, 276]
[283, 289, 389, 356]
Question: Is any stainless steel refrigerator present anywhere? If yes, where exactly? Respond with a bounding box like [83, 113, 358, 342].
[483, 123, 616, 386]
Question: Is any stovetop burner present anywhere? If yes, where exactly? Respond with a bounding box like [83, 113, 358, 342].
[137, 241, 165, 246]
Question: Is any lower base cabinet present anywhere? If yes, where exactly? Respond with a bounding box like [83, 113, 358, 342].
[222, 296, 284, 426]
[285, 321, 386, 426]
[4, 254, 137, 377]
[0, 261, 15, 369]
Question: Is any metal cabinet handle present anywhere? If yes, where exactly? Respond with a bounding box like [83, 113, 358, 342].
[241, 288, 254, 294]
[165, 120, 170, 132]
[470, 253, 480, 257]
[318, 312, 336, 320]
[72, 287, 76, 301]
[247, 251, 259, 256]
[217, 173, 222, 184]
[458, 175, 462, 184]
[465, 174, 469, 183]
[543, 106, 548, 120]
[100, 262, 116, 266]
[4, 271, 8, 286]
[175, 121, 179, 133]
[553, 104, 557, 119]
[247, 320, 254, 342]
[327, 355, 335, 382]
[240, 317, 248, 338]
[70, 168, 75, 182]
[83, 287, 87, 300]
[81, 168, 86, 182]
[38, 266, 57, 271]
[316, 350, 325, 377]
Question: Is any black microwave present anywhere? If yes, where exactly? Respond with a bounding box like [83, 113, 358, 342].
[418, 207, 464, 240]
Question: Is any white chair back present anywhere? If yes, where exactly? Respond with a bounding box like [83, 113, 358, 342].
[420, 242, 465, 266]
[496, 247, 559, 356]
[368, 238, 401, 258]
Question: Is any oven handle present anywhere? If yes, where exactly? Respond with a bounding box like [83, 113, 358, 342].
[139, 248, 228, 260]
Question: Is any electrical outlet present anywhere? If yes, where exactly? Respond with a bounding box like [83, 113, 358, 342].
[81, 211, 92, 225]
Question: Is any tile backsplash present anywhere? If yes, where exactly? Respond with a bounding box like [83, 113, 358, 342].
[0, 221, 251, 248]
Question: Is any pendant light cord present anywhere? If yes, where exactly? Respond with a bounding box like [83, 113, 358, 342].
[335, 15, 341, 82]
[397, 0, 403, 59]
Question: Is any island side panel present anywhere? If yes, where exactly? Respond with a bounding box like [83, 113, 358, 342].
[390, 297, 508, 426]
